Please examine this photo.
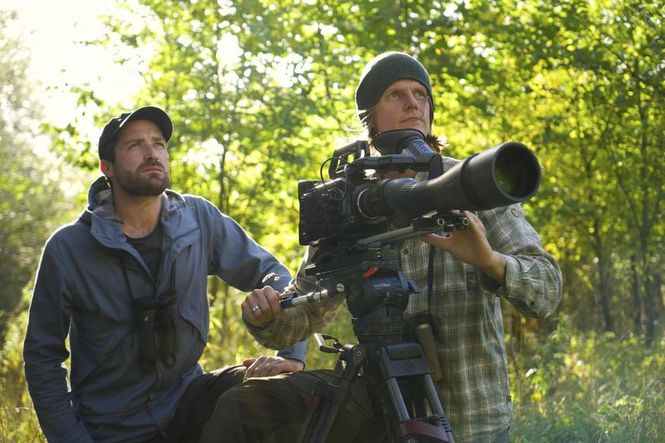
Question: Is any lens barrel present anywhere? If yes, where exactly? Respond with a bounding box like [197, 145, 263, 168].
[359, 141, 541, 219]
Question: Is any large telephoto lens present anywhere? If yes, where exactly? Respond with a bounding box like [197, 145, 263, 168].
[358, 141, 542, 219]
[464, 141, 541, 203]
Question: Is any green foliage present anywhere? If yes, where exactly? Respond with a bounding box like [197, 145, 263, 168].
[56, 0, 665, 340]
[0, 8, 99, 442]
[0, 9, 88, 338]
[3, 301, 663, 442]
[2, 0, 664, 440]
[511, 325, 665, 441]
[0, 292, 44, 442]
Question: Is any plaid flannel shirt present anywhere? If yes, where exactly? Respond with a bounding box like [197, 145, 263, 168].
[250, 158, 563, 442]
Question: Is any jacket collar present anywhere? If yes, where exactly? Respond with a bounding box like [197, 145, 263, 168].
[79, 176, 191, 248]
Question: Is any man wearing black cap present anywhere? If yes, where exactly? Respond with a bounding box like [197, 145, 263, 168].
[23, 106, 306, 443]
[202, 52, 562, 443]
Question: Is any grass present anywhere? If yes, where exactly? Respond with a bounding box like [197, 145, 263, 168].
[2, 300, 663, 442]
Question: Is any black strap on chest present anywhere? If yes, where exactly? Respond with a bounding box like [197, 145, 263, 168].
[121, 257, 178, 371]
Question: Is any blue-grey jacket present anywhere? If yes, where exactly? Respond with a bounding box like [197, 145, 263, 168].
[23, 177, 305, 442]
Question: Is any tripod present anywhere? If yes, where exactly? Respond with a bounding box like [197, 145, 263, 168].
[290, 240, 456, 443]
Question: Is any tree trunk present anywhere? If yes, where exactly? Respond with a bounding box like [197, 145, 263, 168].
[593, 219, 614, 332]
[644, 267, 658, 348]
[652, 273, 664, 332]
[630, 254, 644, 336]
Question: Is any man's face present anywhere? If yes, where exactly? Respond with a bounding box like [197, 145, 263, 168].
[104, 119, 170, 197]
[373, 79, 432, 136]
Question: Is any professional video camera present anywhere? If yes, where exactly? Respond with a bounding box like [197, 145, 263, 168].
[298, 128, 541, 248]
[285, 129, 542, 443]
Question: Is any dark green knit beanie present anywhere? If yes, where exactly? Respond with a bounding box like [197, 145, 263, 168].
[355, 51, 434, 124]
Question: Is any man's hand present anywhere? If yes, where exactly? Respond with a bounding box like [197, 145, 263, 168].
[242, 356, 305, 379]
[242, 286, 283, 327]
[422, 210, 506, 283]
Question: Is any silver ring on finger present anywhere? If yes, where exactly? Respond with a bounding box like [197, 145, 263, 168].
[251, 305, 261, 313]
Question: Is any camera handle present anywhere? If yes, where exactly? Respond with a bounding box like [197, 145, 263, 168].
[355, 211, 469, 247]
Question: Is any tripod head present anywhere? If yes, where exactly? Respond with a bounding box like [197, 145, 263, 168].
[281, 210, 469, 344]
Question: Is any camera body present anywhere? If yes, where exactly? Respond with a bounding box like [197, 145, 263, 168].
[298, 129, 541, 248]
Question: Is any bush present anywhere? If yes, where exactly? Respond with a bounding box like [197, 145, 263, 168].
[4, 290, 663, 442]
[511, 325, 665, 442]
[0, 294, 44, 442]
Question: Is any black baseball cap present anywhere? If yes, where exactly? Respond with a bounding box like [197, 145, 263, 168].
[98, 106, 173, 161]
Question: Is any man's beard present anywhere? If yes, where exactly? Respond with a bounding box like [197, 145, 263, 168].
[115, 163, 170, 196]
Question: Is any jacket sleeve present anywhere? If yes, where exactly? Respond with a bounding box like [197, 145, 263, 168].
[197, 197, 289, 291]
[196, 197, 307, 361]
[247, 246, 345, 350]
[480, 204, 563, 318]
[23, 239, 94, 443]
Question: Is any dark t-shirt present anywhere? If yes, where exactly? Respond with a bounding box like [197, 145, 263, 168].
[126, 223, 163, 279]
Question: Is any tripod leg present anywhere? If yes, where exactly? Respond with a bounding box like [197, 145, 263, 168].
[298, 345, 367, 443]
[372, 342, 454, 443]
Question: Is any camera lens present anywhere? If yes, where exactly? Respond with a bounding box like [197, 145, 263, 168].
[494, 145, 539, 199]
[495, 157, 522, 197]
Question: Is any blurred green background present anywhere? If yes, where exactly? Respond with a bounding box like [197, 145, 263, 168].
[1, 0, 663, 441]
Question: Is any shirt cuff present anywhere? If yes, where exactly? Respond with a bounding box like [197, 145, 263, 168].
[275, 340, 307, 365]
